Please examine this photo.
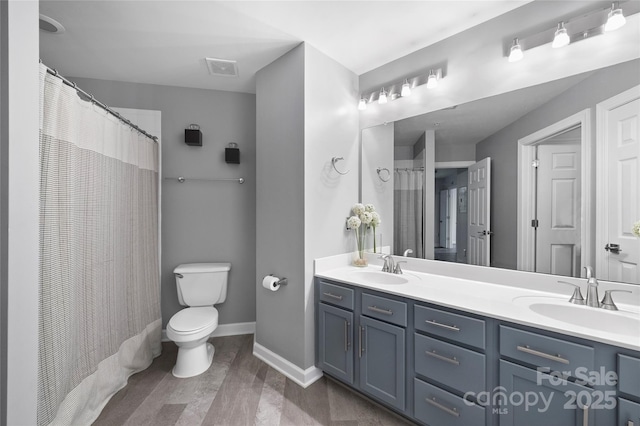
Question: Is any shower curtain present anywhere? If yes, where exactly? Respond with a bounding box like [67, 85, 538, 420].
[37, 64, 161, 425]
[394, 169, 424, 258]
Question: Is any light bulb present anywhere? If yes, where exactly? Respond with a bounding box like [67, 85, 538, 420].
[605, 4, 626, 31]
[426, 70, 438, 89]
[401, 79, 411, 97]
[552, 22, 570, 48]
[378, 88, 388, 104]
[508, 38, 523, 62]
[358, 98, 367, 110]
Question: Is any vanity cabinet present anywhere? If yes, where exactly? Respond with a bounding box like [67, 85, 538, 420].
[316, 280, 407, 413]
[318, 303, 354, 384]
[618, 354, 640, 426]
[315, 276, 640, 426]
[359, 314, 406, 410]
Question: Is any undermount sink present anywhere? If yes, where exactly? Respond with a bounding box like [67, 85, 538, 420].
[349, 270, 409, 285]
[514, 297, 640, 337]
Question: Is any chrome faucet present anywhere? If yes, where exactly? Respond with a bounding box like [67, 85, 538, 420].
[380, 254, 395, 273]
[394, 261, 407, 274]
[584, 266, 600, 308]
[403, 249, 413, 257]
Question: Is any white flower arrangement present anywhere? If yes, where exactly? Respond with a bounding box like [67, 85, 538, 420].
[633, 220, 640, 238]
[346, 203, 382, 265]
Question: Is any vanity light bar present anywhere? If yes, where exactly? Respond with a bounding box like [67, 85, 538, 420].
[358, 68, 443, 109]
[506, 1, 639, 61]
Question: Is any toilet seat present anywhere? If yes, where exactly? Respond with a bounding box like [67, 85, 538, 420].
[169, 307, 218, 333]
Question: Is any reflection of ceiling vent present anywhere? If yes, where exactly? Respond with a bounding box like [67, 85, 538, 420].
[205, 58, 239, 77]
[39, 14, 65, 34]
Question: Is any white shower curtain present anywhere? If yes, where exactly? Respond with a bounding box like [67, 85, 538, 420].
[394, 169, 424, 258]
[38, 64, 161, 425]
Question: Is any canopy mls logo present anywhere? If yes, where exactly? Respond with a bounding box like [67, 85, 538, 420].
[462, 367, 619, 414]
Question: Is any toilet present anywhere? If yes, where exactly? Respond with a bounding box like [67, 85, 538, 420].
[167, 262, 230, 378]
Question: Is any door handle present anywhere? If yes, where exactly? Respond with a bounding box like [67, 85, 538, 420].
[478, 230, 494, 236]
[604, 243, 622, 254]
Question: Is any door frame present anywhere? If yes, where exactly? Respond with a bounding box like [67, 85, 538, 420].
[517, 109, 592, 275]
[595, 85, 640, 279]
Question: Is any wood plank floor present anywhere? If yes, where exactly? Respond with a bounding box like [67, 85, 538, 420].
[93, 334, 414, 426]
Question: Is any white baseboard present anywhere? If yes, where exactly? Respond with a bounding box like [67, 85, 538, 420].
[252, 341, 323, 389]
[161, 321, 256, 342]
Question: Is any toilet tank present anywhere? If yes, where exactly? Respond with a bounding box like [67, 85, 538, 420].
[174, 263, 231, 307]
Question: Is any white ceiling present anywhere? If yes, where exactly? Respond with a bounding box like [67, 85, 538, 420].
[39, 1, 531, 94]
[393, 71, 594, 147]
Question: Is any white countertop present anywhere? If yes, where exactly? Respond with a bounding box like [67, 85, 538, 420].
[315, 260, 640, 352]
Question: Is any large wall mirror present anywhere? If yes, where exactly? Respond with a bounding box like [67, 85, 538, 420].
[361, 58, 640, 284]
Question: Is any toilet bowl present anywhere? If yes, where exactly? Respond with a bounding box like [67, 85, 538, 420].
[167, 263, 230, 378]
[167, 307, 219, 378]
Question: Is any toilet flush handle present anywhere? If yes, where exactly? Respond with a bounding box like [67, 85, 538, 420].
[175, 273, 184, 279]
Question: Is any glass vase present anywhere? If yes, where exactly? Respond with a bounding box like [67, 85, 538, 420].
[352, 227, 368, 267]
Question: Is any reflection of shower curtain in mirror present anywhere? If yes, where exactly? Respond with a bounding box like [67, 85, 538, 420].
[394, 169, 424, 258]
[37, 64, 161, 425]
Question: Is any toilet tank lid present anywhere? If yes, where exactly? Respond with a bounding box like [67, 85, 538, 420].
[174, 263, 231, 274]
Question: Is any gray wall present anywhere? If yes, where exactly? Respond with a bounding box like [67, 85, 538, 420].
[0, 0, 7, 422]
[71, 77, 257, 328]
[476, 59, 640, 270]
[255, 45, 306, 367]
[256, 42, 359, 370]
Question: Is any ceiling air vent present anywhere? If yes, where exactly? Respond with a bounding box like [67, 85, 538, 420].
[205, 58, 239, 77]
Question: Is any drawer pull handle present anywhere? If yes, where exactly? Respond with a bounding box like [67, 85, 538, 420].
[368, 305, 393, 316]
[516, 345, 570, 365]
[426, 350, 460, 365]
[425, 319, 460, 331]
[426, 397, 460, 417]
[323, 292, 343, 301]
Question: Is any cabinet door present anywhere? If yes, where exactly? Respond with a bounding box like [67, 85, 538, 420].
[500, 360, 598, 426]
[318, 303, 353, 384]
[359, 315, 405, 411]
[619, 398, 640, 426]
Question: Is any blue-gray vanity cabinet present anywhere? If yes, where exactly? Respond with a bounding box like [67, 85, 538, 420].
[414, 378, 486, 426]
[618, 398, 640, 426]
[499, 359, 596, 426]
[618, 354, 640, 399]
[318, 303, 354, 385]
[359, 314, 406, 411]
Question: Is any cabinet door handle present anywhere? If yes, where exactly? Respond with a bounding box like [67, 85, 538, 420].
[516, 345, 570, 364]
[323, 292, 343, 301]
[344, 321, 350, 352]
[583, 404, 589, 426]
[425, 319, 460, 331]
[367, 305, 393, 315]
[426, 350, 460, 365]
[358, 326, 364, 358]
[426, 397, 460, 417]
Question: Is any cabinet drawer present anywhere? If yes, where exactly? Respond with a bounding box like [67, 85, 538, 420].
[414, 378, 485, 426]
[619, 354, 640, 398]
[319, 281, 354, 310]
[415, 334, 486, 397]
[414, 305, 485, 349]
[361, 293, 407, 327]
[500, 325, 594, 378]
[619, 398, 640, 426]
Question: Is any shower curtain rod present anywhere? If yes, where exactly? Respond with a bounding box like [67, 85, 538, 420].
[395, 167, 425, 171]
[41, 60, 158, 143]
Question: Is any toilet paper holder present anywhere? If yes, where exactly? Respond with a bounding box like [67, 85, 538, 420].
[269, 274, 288, 286]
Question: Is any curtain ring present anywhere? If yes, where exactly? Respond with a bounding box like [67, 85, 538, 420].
[376, 167, 391, 182]
[331, 157, 349, 175]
